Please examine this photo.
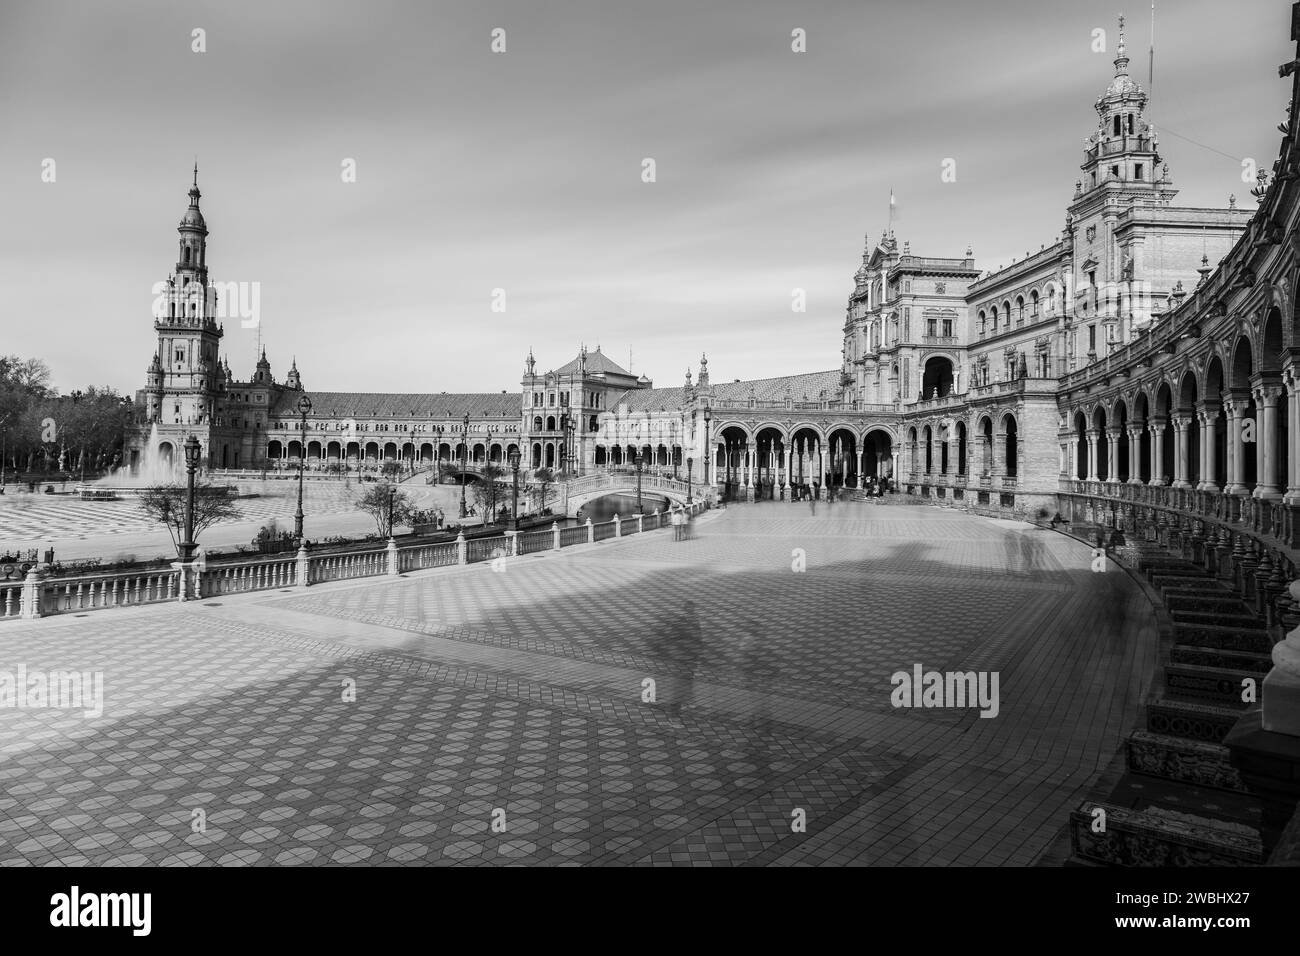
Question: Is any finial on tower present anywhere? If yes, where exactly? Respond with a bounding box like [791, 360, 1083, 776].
[193, 159, 198, 187]
[1113, 13, 1130, 76]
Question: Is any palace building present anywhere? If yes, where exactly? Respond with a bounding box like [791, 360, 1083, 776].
[128, 16, 1274, 523]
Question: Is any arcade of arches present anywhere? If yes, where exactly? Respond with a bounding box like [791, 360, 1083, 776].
[1062, 308, 1290, 498]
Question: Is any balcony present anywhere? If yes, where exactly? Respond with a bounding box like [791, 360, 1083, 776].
[921, 335, 959, 346]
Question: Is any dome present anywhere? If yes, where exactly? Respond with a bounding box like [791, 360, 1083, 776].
[179, 185, 206, 229]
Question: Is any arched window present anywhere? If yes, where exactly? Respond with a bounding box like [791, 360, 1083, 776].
[183, 246, 191, 265]
[1030, 290, 1039, 315]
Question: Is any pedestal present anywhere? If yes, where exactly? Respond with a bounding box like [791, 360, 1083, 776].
[171, 561, 198, 602]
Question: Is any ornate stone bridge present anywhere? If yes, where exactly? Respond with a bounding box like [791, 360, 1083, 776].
[558, 473, 703, 516]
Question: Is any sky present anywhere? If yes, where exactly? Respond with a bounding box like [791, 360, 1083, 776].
[0, 0, 1293, 397]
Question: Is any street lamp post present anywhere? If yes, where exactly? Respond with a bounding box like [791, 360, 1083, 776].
[634, 451, 643, 514]
[686, 456, 693, 505]
[0, 412, 10, 489]
[703, 406, 712, 496]
[459, 412, 469, 519]
[509, 448, 521, 530]
[409, 427, 417, 477]
[294, 394, 313, 542]
[387, 483, 396, 539]
[179, 435, 201, 564]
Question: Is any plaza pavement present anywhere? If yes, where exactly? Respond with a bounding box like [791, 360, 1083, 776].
[0, 479, 469, 562]
[0, 501, 1157, 866]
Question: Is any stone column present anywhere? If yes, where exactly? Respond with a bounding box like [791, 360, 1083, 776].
[1149, 417, 1166, 485]
[1255, 382, 1283, 499]
[1286, 365, 1300, 503]
[784, 446, 792, 492]
[1105, 428, 1121, 482]
[1171, 417, 1191, 488]
[1194, 406, 1214, 492]
[1085, 429, 1099, 482]
[1225, 396, 1248, 496]
[857, 448, 864, 488]
[1126, 426, 1144, 484]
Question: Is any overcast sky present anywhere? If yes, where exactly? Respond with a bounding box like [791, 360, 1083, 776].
[0, 0, 1292, 397]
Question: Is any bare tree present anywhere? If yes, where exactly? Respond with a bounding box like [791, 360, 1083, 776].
[137, 484, 241, 556]
[357, 481, 415, 537]
[471, 463, 507, 523]
[532, 467, 556, 513]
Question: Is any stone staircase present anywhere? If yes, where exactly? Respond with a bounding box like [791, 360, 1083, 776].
[1067, 550, 1271, 866]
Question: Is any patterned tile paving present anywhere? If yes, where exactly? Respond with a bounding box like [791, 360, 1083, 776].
[0, 502, 1158, 865]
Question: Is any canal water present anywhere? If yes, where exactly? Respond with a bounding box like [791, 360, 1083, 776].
[572, 492, 671, 524]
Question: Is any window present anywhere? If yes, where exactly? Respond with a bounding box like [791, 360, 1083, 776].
[548, 393, 555, 406]
[1127, 114, 1134, 135]
[1135, 163, 1143, 180]
[927, 315, 937, 337]
[1088, 325, 1096, 351]
[942, 317, 953, 337]
[1110, 165, 1119, 179]
[1113, 115, 1121, 136]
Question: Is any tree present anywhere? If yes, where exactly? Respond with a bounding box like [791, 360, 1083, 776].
[531, 467, 556, 513]
[471, 463, 507, 523]
[356, 481, 415, 537]
[137, 484, 241, 556]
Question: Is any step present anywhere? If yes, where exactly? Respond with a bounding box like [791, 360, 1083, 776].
[1169, 644, 1273, 674]
[1164, 592, 1249, 615]
[1145, 698, 1244, 744]
[1167, 608, 1264, 629]
[1125, 730, 1246, 792]
[1148, 568, 1213, 585]
[1162, 663, 1260, 708]
[1070, 800, 1264, 866]
[1171, 623, 1272, 654]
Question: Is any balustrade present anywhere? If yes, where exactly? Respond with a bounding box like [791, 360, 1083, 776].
[4, 501, 709, 623]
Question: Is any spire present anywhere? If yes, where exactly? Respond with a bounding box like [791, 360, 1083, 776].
[1114, 13, 1128, 76]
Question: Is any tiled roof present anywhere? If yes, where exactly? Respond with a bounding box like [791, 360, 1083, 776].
[607, 369, 843, 413]
[614, 386, 689, 413]
[270, 391, 522, 420]
[712, 369, 842, 402]
[552, 349, 633, 377]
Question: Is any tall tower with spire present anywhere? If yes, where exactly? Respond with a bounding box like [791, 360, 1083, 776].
[148, 169, 224, 425]
[1065, 13, 1177, 354]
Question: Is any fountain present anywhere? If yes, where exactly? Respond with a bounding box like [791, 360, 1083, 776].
[78, 423, 192, 499]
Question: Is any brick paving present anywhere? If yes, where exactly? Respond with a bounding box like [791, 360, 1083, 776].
[0, 501, 1158, 865]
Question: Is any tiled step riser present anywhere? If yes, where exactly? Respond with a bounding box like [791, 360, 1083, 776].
[1164, 594, 1250, 615]
[1162, 664, 1260, 708]
[1126, 731, 1247, 792]
[1149, 571, 1216, 588]
[1145, 703, 1239, 743]
[1070, 802, 1263, 866]
[1169, 645, 1272, 673]
[1168, 609, 1263, 629]
[1172, 625, 1272, 654]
